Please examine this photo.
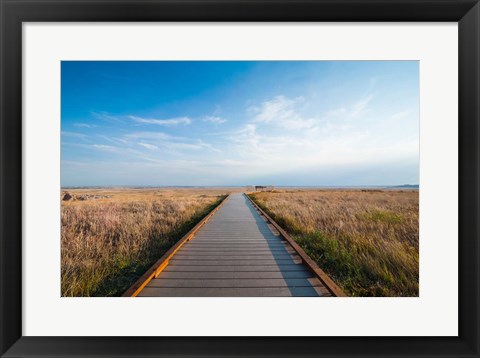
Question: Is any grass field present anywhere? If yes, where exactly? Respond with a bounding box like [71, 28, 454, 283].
[61, 188, 228, 297]
[249, 189, 419, 297]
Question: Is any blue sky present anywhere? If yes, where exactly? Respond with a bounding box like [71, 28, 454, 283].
[61, 61, 419, 187]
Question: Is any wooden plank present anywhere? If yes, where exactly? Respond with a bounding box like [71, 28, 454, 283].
[168, 259, 303, 266]
[178, 248, 291, 252]
[195, 234, 277, 236]
[147, 277, 323, 288]
[195, 234, 278, 238]
[185, 241, 284, 244]
[176, 249, 297, 253]
[190, 237, 287, 241]
[183, 242, 288, 249]
[183, 237, 284, 242]
[176, 251, 297, 255]
[195, 232, 279, 235]
[175, 253, 300, 260]
[163, 264, 307, 272]
[185, 242, 287, 246]
[193, 234, 282, 237]
[181, 246, 290, 250]
[174, 254, 297, 259]
[158, 271, 314, 279]
[137, 286, 328, 297]
[197, 232, 275, 235]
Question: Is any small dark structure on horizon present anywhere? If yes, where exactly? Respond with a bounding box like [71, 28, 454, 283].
[254, 185, 274, 192]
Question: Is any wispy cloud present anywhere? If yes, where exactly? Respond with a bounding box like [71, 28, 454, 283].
[125, 131, 181, 141]
[125, 131, 217, 154]
[91, 111, 125, 124]
[220, 92, 417, 179]
[203, 115, 227, 124]
[129, 115, 191, 126]
[230, 124, 260, 149]
[138, 142, 158, 150]
[326, 95, 373, 120]
[74, 123, 96, 128]
[91, 144, 118, 152]
[250, 95, 317, 130]
[61, 131, 89, 142]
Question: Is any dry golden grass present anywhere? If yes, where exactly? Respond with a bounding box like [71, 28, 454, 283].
[249, 190, 419, 296]
[61, 188, 229, 297]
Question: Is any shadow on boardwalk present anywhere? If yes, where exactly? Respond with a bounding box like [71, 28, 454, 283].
[242, 194, 321, 296]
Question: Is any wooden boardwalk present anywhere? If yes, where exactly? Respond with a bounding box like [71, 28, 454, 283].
[137, 193, 333, 297]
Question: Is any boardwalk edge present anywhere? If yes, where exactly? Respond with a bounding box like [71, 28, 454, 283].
[122, 194, 230, 297]
[244, 193, 347, 297]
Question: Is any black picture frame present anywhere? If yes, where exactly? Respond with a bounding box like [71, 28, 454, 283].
[1, 0, 479, 357]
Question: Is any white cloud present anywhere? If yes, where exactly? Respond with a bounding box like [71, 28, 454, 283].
[250, 95, 317, 130]
[230, 124, 260, 147]
[61, 131, 89, 141]
[203, 115, 227, 124]
[96, 135, 130, 146]
[74, 123, 96, 128]
[126, 131, 178, 141]
[160, 140, 215, 152]
[91, 111, 125, 123]
[124, 131, 217, 155]
[91, 144, 118, 152]
[129, 115, 191, 126]
[218, 92, 417, 179]
[326, 95, 373, 120]
[349, 95, 373, 118]
[138, 142, 158, 150]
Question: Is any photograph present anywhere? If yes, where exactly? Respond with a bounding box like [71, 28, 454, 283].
[61, 60, 419, 297]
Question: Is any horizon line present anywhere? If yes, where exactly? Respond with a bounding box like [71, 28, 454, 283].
[61, 184, 419, 189]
